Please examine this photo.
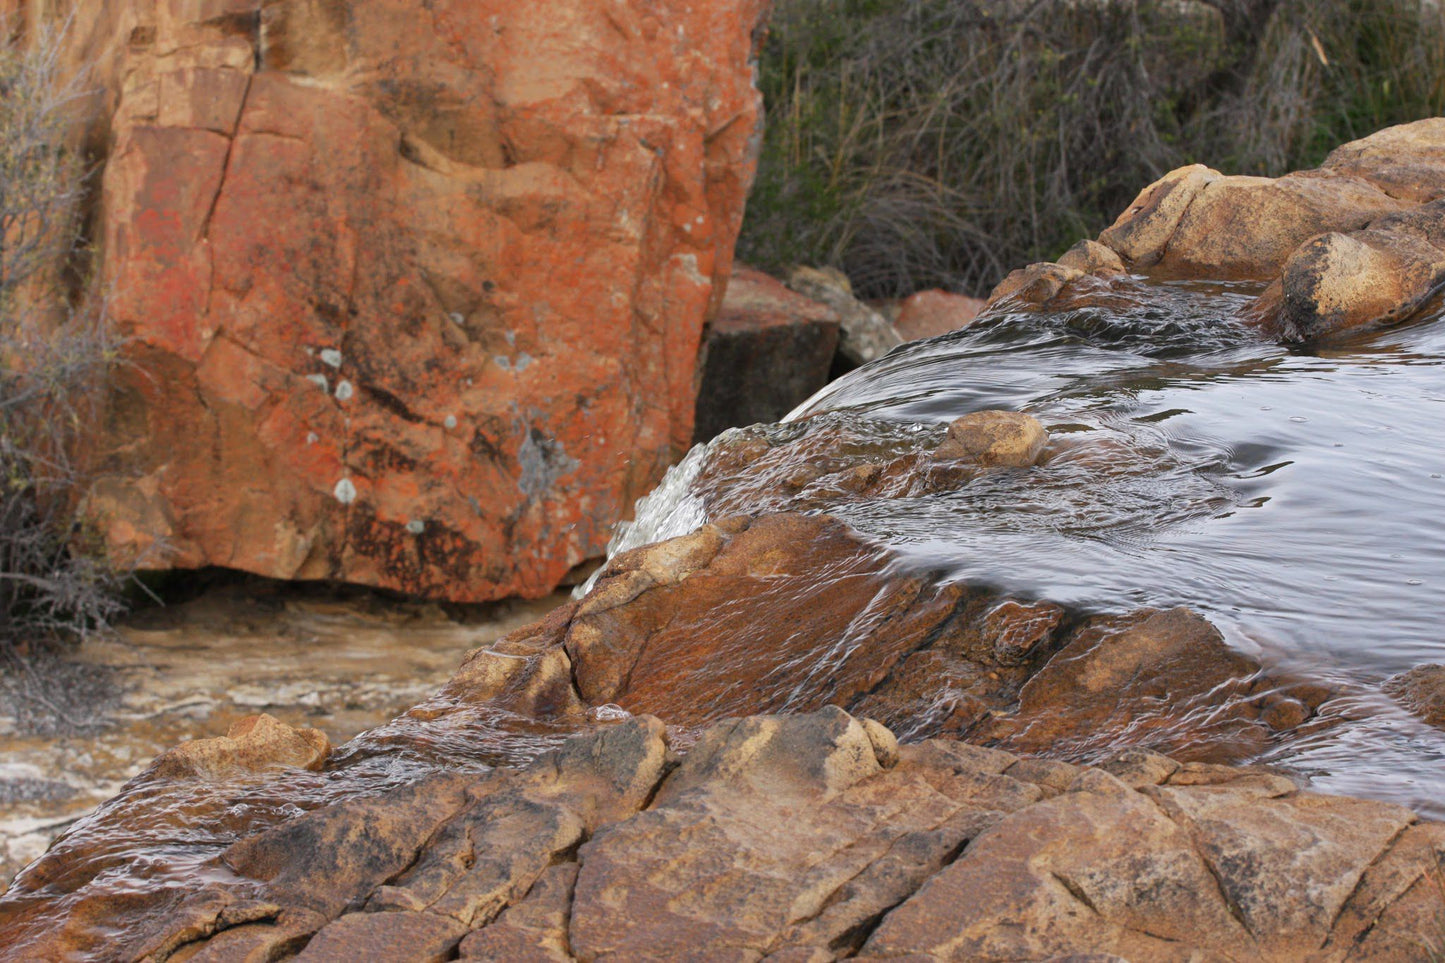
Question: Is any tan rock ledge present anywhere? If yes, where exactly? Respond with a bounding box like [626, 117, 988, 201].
[4, 709, 1440, 961]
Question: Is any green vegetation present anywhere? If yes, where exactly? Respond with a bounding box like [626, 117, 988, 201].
[738, 0, 1445, 299]
[0, 22, 129, 679]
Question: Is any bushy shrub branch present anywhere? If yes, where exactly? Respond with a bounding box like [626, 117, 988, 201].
[0, 20, 127, 655]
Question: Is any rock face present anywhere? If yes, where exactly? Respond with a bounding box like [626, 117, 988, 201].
[693, 266, 841, 444]
[3, 709, 1441, 961]
[446, 513, 1326, 757]
[35, 0, 768, 601]
[987, 119, 1445, 340]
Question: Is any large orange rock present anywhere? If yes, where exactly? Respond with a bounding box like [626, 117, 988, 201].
[38, 0, 768, 601]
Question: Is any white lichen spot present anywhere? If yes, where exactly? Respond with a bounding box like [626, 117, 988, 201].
[320, 348, 343, 369]
[449, 312, 465, 326]
[333, 478, 357, 504]
[504, 330, 517, 348]
[306, 432, 319, 445]
[675, 253, 707, 286]
[306, 374, 329, 392]
[444, 415, 458, 429]
[495, 355, 512, 371]
[406, 519, 426, 535]
[335, 380, 354, 402]
[514, 352, 534, 372]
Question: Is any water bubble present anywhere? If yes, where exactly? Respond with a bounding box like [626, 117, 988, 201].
[1289, 416, 1308, 423]
[1407, 578, 1424, 586]
[589, 704, 632, 722]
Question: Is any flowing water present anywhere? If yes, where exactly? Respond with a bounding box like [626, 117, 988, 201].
[6, 278, 1445, 951]
[613, 280, 1445, 815]
[0, 585, 572, 950]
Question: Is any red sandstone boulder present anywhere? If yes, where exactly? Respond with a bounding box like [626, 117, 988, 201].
[895, 288, 986, 341]
[36, 0, 768, 601]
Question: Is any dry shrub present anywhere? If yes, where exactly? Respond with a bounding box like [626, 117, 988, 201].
[0, 19, 128, 665]
[740, 0, 1445, 299]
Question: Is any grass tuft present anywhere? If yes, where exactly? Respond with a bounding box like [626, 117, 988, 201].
[740, 0, 1445, 299]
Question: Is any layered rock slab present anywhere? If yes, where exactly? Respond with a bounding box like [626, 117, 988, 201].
[32, 0, 769, 601]
[3, 710, 1441, 962]
[448, 512, 1326, 759]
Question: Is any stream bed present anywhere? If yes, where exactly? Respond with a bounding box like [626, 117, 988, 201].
[3, 278, 1445, 948]
[0, 584, 566, 886]
[613, 279, 1445, 815]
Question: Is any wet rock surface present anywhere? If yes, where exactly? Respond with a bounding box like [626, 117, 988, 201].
[32, 0, 769, 602]
[934, 410, 1049, 467]
[2, 709, 1440, 961]
[1385, 664, 1445, 730]
[450, 513, 1325, 758]
[987, 119, 1445, 340]
[0, 585, 566, 886]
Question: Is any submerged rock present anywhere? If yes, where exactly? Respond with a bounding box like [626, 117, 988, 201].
[3, 710, 1439, 961]
[447, 513, 1321, 758]
[1385, 664, 1445, 729]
